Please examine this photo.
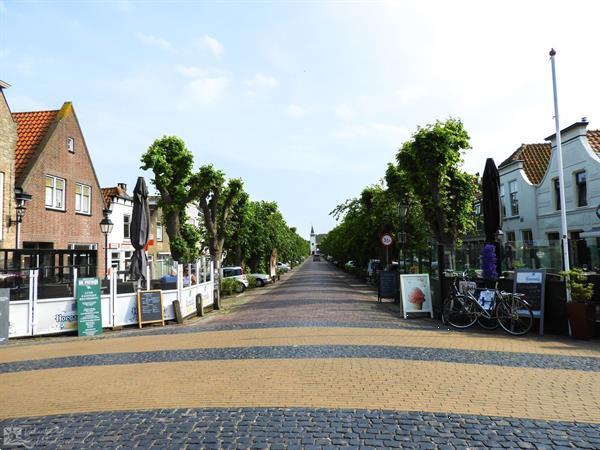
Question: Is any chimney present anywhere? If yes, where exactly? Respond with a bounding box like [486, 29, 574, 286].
[117, 183, 127, 192]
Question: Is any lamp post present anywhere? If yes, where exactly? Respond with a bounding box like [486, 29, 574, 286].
[398, 201, 409, 274]
[99, 209, 114, 284]
[11, 188, 32, 249]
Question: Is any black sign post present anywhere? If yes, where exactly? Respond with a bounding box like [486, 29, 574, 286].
[513, 269, 546, 336]
[378, 271, 398, 303]
[137, 290, 165, 328]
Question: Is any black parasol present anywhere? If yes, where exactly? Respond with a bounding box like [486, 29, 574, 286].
[128, 177, 150, 282]
[482, 158, 502, 242]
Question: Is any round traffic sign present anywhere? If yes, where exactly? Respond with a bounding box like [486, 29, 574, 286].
[381, 234, 393, 246]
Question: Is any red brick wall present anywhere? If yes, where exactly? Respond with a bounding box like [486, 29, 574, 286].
[19, 106, 105, 277]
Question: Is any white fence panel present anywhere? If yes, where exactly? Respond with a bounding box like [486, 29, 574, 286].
[8, 300, 32, 337]
[113, 293, 139, 327]
[34, 297, 77, 335]
[161, 289, 179, 321]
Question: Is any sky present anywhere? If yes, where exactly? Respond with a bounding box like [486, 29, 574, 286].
[2, 0, 600, 240]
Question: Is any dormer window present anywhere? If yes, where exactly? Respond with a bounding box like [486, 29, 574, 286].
[67, 137, 75, 153]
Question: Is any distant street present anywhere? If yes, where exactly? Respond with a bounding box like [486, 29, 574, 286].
[1, 260, 600, 449]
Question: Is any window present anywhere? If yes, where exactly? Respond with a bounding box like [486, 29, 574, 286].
[68, 243, 98, 250]
[67, 137, 75, 153]
[506, 231, 516, 244]
[75, 183, 91, 214]
[554, 179, 561, 210]
[124, 251, 132, 270]
[45, 175, 65, 210]
[575, 171, 587, 207]
[509, 181, 518, 216]
[547, 232, 560, 241]
[156, 222, 163, 241]
[500, 184, 506, 218]
[474, 202, 482, 231]
[521, 229, 533, 244]
[123, 215, 130, 239]
[111, 252, 120, 271]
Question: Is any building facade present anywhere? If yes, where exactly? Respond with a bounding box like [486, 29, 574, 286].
[0, 81, 17, 250]
[102, 183, 134, 277]
[498, 120, 600, 269]
[12, 102, 106, 276]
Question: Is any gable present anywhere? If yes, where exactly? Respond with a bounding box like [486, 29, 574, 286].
[498, 143, 551, 185]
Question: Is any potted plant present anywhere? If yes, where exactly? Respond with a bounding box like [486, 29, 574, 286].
[560, 268, 596, 340]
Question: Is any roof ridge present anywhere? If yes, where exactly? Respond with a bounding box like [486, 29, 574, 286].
[12, 109, 60, 115]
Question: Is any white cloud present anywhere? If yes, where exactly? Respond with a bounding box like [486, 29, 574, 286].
[246, 74, 279, 90]
[135, 33, 171, 50]
[198, 35, 224, 57]
[182, 76, 229, 105]
[175, 66, 226, 78]
[334, 104, 355, 120]
[285, 104, 308, 118]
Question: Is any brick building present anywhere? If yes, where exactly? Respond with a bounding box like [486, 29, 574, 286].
[11, 102, 106, 276]
[0, 81, 17, 249]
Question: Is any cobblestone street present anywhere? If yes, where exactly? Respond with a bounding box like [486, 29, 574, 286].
[1, 260, 600, 449]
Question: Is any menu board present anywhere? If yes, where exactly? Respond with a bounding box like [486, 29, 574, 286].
[77, 278, 102, 337]
[378, 271, 397, 302]
[513, 269, 546, 336]
[137, 290, 165, 328]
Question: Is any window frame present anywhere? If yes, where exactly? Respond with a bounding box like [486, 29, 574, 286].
[574, 170, 587, 207]
[156, 222, 163, 242]
[74, 183, 92, 215]
[553, 178, 561, 211]
[508, 180, 519, 216]
[123, 214, 131, 240]
[45, 175, 66, 211]
[67, 137, 75, 153]
[500, 184, 506, 218]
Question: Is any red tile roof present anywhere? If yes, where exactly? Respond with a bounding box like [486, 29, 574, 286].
[498, 143, 551, 185]
[101, 186, 131, 208]
[587, 130, 600, 155]
[11, 109, 59, 180]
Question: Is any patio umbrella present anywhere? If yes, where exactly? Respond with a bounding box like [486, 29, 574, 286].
[482, 158, 502, 242]
[128, 176, 150, 282]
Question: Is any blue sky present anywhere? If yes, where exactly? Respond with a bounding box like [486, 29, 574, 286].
[2, 0, 600, 239]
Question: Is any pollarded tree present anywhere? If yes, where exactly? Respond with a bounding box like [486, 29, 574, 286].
[396, 118, 477, 248]
[191, 165, 245, 306]
[141, 136, 201, 263]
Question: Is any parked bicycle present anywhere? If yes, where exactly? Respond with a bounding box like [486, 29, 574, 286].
[442, 272, 534, 335]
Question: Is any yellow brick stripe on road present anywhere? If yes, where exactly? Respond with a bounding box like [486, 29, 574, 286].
[1, 358, 599, 422]
[2, 327, 599, 364]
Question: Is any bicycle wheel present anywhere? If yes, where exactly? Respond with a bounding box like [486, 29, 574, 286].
[443, 294, 477, 329]
[496, 295, 533, 335]
[477, 313, 499, 330]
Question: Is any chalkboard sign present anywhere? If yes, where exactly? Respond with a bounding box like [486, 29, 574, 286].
[378, 271, 398, 302]
[137, 290, 165, 328]
[513, 269, 546, 336]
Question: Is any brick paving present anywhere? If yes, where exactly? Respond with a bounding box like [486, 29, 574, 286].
[1, 259, 599, 449]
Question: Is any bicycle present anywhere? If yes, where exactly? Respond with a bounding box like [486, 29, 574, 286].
[442, 272, 534, 336]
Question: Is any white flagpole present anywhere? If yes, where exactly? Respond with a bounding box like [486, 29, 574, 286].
[549, 49, 571, 296]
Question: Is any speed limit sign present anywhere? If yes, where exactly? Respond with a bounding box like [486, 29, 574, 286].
[381, 234, 393, 246]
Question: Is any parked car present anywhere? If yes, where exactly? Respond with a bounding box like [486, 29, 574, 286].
[277, 262, 290, 272]
[221, 266, 249, 292]
[250, 273, 272, 287]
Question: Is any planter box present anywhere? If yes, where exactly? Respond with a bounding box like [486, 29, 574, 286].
[567, 303, 596, 340]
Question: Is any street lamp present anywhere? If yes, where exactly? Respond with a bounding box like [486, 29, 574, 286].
[99, 208, 114, 283]
[10, 188, 32, 249]
[398, 201, 410, 274]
